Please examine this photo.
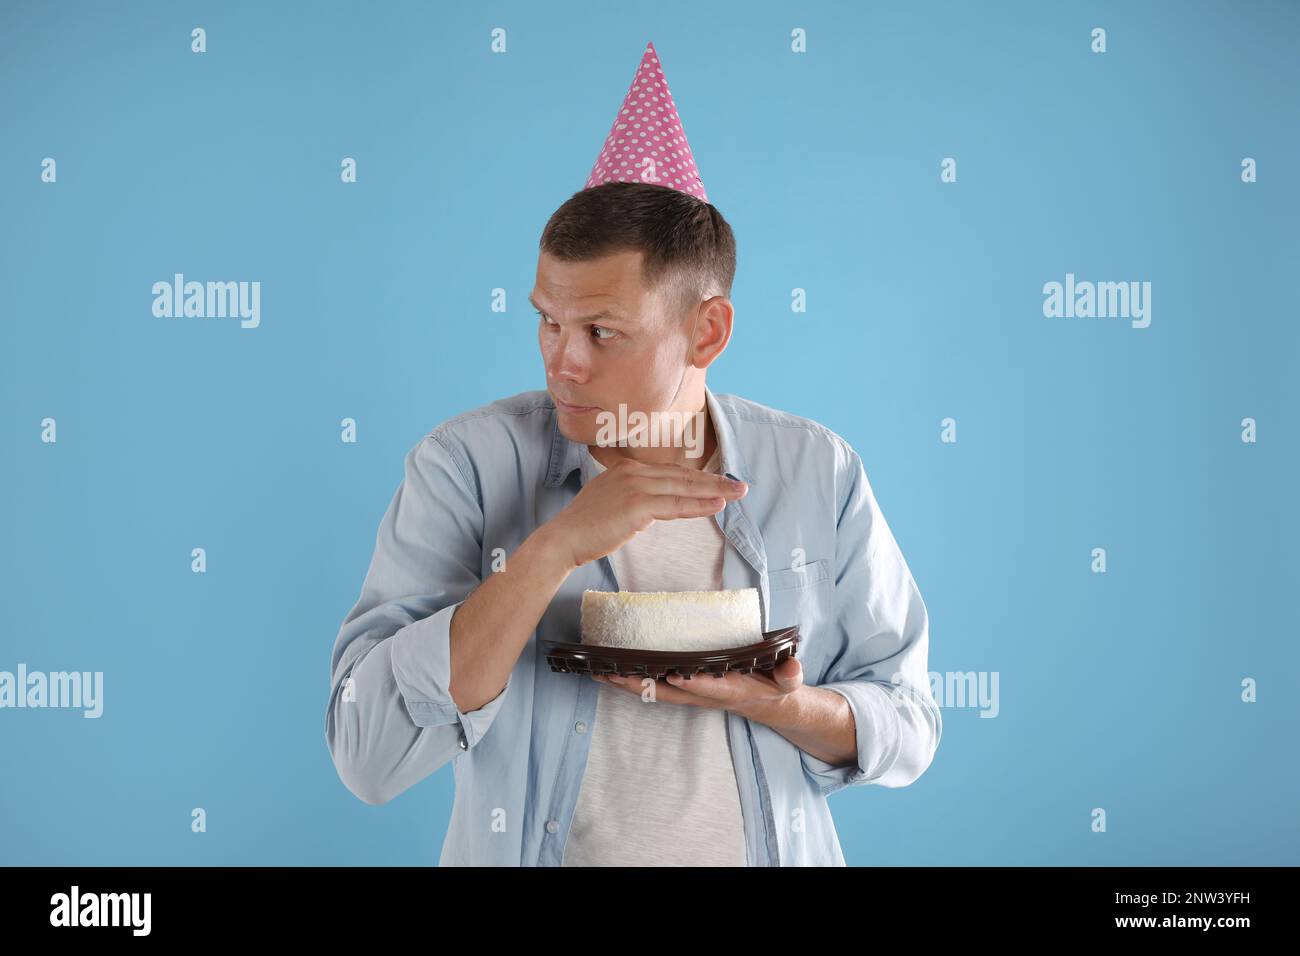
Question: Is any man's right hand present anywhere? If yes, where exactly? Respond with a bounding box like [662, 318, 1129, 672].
[542, 457, 748, 571]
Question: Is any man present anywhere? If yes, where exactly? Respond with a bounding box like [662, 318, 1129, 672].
[325, 42, 940, 866]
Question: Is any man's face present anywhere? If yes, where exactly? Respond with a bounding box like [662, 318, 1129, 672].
[531, 248, 697, 445]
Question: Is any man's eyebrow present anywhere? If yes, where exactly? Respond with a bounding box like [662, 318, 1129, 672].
[528, 295, 625, 324]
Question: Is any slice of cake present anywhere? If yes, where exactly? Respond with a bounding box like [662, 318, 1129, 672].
[580, 588, 763, 652]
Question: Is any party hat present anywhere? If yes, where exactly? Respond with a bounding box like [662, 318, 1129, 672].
[583, 41, 708, 202]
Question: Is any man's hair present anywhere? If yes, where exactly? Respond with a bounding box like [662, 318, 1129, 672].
[538, 182, 736, 322]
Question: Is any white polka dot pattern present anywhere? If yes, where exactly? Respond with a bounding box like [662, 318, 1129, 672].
[583, 40, 708, 202]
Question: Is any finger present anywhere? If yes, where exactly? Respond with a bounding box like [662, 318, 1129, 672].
[601, 674, 653, 698]
[740, 660, 800, 694]
[770, 657, 803, 692]
[646, 494, 728, 520]
[628, 468, 748, 500]
[663, 670, 744, 700]
[614, 457, 738, 479]
[603, 674, 724, 708]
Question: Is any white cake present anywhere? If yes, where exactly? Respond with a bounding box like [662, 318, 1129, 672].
[580, 588, 763, 651]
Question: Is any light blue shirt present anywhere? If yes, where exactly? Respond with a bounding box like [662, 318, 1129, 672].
[325, 384, 942, 865]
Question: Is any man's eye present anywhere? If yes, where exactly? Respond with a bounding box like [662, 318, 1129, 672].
[537, 311, 616, 342]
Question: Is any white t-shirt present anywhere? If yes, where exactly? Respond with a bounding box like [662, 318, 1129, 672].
[560, 444, 749, 867]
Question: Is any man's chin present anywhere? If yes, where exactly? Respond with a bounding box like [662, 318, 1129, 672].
[555, 417, 593, 444]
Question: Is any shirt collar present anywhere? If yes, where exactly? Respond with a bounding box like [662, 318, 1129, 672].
[544, 382, 754, 488]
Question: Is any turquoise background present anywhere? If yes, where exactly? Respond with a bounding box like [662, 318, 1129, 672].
[1, 0, 1296, 864]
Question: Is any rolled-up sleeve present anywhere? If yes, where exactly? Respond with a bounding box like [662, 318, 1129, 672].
[800, 443, 942, 795]
[389, 602, 509, 748]
[325, 432, 510, 806]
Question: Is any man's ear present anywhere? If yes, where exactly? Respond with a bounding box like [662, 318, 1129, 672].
[693, 296, 733, 368]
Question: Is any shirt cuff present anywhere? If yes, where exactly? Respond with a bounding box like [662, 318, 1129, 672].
[389, 600, 511, 750]
[799, 681, 901, 796]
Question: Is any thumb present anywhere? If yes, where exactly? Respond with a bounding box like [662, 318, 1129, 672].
[770, 656, 803, 692]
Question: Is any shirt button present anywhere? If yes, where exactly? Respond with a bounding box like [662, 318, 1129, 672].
[574, 721, 587, 734]
[545, 820, 559, 834]
[458, 733, 468, 751]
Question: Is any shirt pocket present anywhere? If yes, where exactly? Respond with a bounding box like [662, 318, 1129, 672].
[765, 559, 832, 678]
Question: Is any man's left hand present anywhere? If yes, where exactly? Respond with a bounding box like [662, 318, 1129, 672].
[592, 657, 803, 722]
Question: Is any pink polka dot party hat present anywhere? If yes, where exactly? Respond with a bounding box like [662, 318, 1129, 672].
[584, 41, 708, 202]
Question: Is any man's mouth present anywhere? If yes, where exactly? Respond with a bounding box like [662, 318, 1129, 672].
[555, 396, 598, 414]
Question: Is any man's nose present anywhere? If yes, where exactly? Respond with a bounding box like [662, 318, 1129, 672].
[545, 332, 591, 383]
